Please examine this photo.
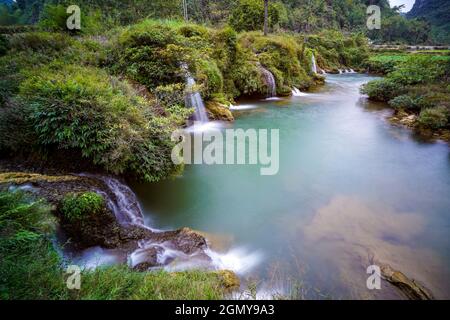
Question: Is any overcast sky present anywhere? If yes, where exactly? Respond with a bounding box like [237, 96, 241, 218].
[389, 0, 416, 12]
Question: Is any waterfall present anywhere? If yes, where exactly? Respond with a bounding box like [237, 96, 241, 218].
[338, 69, 343, 74]
[182, 64, 209, 122]
[75, 173, 261, 275]
[311, 53, 318, 74]
[259, 66, 276, 98]
[79, 174, 146, 227]
[99, 176, 145, 226]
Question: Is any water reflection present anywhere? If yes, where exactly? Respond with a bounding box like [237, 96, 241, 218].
[300, 196, 448, 299]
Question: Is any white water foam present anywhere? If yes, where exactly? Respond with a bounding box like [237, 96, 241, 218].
[73, 246, 122, 270]
[184, 121, 226, 133]
[292, 87, 309, 97]
[206, 247, 263, 275]
[230, 104, 258, 111]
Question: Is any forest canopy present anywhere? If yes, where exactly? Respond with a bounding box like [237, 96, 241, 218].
[0, 0, 447, 44]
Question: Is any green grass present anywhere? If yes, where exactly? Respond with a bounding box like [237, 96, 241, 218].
[78, 267, 226, 300]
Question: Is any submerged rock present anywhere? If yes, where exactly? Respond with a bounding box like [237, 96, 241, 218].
[380, 264, 434, 300]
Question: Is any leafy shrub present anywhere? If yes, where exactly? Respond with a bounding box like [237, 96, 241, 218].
[154, 83, 186, 108]
[365, 54, 409, 74]
[60, 192, 105, 222]
[417, 107, 449, 129]
[389, 56, 448, 85]
[115, 21, 185, 88]
[361, 79, 401, 102]
[195, 59, 224, 98]
[239, 32, 310, 91]
[229, 0, 287, 32]
[388, 95, 418, 110]
[8, 32, 73, 53]
[19, 64, 181, 181]
[306, 31, 369, 69]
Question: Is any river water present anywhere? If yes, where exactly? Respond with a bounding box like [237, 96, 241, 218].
[132, 74, 450, 299]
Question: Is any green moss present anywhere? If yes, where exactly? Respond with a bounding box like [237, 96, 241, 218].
[60, 192, 105, 223]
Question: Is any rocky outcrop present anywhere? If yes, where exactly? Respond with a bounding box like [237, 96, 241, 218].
[206, 101, 234, 121]
[389, 110, 417, 128]
[380, 264, 434, 300]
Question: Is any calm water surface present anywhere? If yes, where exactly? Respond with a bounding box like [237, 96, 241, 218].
[132, 74, 450, 299]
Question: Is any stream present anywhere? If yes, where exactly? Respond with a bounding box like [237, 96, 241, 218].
[131, 74, 450, 299]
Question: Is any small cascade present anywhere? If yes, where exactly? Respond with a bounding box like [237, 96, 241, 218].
[79, 174, 146, 227]
[349, 68, 356, 73]
[259, 66, 276, 98]
[311, 53, 318, 74]
[338, 69, 343, 74]
[292, 87, 308, 97]
[74, 174, 262, 275]
[100, 176, 145, 226]
[182, 64, 209, 123]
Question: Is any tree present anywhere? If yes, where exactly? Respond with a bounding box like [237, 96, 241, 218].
[264, 0, 268, 35]
[229, 0, 286, 32]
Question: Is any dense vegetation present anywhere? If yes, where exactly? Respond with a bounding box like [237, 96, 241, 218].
[362, 52, 450, 135]
[0, 30, 190, 182]
[0, 0, 444, 44]
[0, 17, 369, 180]
[0, 190, 228, 299]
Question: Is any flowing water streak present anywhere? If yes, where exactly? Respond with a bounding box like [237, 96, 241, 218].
[311, 53, 318, 74]
[78, 174, 148, 227]
[182, 64, 209, 122]
[259, 66, 276, 98]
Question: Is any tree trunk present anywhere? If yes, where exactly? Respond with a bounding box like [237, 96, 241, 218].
[264, 0, 269, 36]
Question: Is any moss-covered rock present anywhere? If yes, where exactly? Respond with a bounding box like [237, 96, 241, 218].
[60, 192, 106, 223]
[206, 101, 234, 121]
[0, 172, 80, 185]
